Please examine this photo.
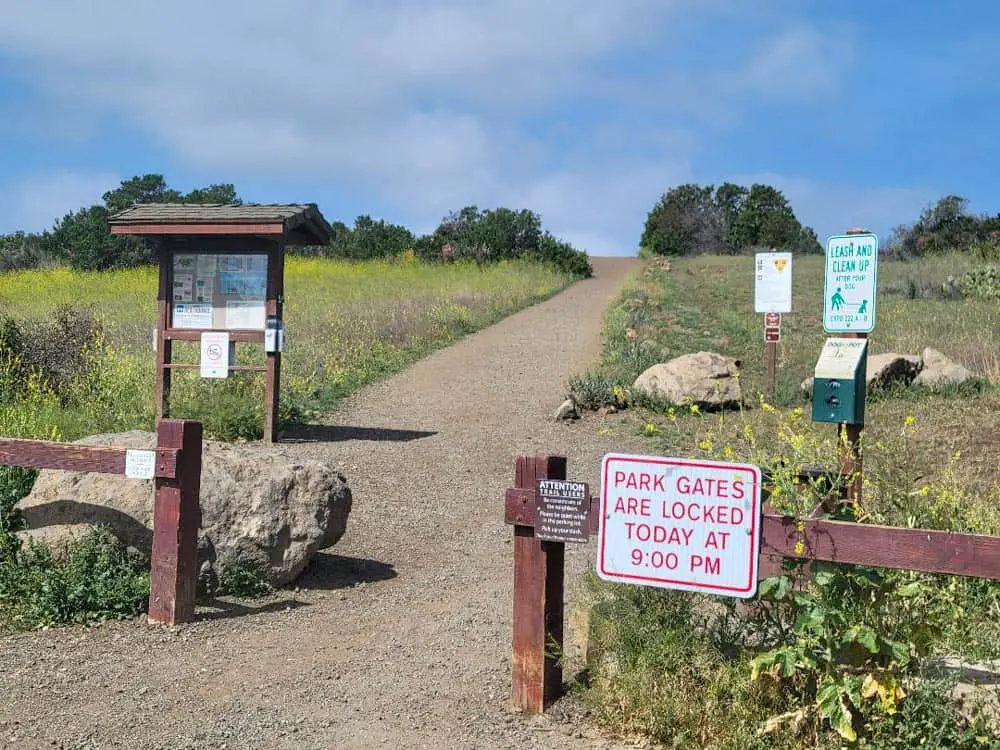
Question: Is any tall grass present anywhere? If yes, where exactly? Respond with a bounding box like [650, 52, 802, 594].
[0, 256, 572, 440]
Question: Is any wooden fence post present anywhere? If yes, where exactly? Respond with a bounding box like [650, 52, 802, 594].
[512, 454, 567, 713]
[149, 419, 202, 625]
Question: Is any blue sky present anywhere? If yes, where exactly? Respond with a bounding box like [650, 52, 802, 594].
[0, 1, 998, 256]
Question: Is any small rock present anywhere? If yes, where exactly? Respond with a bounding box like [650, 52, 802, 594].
[633, 352, 742, 409]
[801, 376, 814, 398]
[913, 347, 975, 388]
[867, 352, 922, 389]
[599, 405, 618, 416]
[554, 398, 578, 421]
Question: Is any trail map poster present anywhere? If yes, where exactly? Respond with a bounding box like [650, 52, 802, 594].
[171, 253, 268, 330]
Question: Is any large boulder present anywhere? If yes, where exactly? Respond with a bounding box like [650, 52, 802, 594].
[17, 431, 352, 589]
[913, 348, 975, 388]
[867, 352, 922, 389]
[633, 352, 742, 409]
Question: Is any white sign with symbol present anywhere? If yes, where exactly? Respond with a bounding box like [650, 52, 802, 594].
[200, 331, 230, 378]
[124, 450, 157, 480]
[596, 454, 762, 599]
[754, 252, 793, 313]
[824, 233, 878, 333]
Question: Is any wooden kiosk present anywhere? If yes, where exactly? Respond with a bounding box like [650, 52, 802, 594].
[109, 204, 332, 444]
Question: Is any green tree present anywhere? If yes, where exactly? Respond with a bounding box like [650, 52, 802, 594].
[182, 184, 242, 205]
[640, 184, 722, 256]
[43, 175, 245, 271]
[102, 174, 183, 213]
[729, 184, 801, 250]
[714, 182, 748, 253]
[0, 231, 52, 271]
[641, 182, 818, 256]
[438, 206, 542, 262]
[43, 206, 149, 271]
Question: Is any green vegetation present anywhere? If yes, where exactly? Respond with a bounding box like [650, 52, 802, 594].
[0, 256, 574, 442]
[0, 522, 149, 635]
[640, 182, 823, 257]
[0, 173, 592, 277]
[217, 560, 273, 599]
[577, 254, 1000, 747]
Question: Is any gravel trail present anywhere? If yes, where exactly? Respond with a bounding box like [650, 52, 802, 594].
[1, 257, 645, 750]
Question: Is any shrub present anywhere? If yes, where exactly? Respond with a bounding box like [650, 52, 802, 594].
[0, 526, 150, 633]
[2, 306, 103, 398]
[568, 372, 620, 410]
[957, 266, 1000, 302]
[218, 560, 273, 598]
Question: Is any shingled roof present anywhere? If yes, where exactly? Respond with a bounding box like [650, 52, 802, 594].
[108, 203, 332, 245]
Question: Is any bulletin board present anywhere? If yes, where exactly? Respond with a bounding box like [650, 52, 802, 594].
[170, 253, 268, 330]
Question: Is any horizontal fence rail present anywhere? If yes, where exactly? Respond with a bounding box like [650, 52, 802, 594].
[505, 453, 1000, 714]
[0, 439, 179, 478]
[0, 419, 202, 626]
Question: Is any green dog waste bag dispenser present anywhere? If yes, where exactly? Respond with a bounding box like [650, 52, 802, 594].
[812, 338, 868, 425]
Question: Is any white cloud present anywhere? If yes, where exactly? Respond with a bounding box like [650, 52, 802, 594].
[0, 2, 863, 252]
[739, 25, 850, 101]
[0, 172, 120, 233]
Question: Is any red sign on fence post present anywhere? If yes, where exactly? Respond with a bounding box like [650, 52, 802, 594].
[596, 454, 762, 598]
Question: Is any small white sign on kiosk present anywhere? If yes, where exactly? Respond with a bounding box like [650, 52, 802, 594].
[754, 252, 793, 313]
[200, 331, 232, 379]
[596, 453, 762, 599]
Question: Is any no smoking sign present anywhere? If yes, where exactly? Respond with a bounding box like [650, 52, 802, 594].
[200, 332, 231, 378]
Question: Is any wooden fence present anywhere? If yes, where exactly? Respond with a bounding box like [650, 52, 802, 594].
[505, 453, 1000, 714]
[0, 419, 202, 626]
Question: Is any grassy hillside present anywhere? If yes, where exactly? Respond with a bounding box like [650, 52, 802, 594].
[0, 256, 573, 442]
[576, 253, 1000, 748]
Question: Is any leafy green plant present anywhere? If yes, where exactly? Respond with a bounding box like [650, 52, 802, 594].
[0, 526, 149, 633]
[568, 372, 621, 410]
[218, 560, 273, 598]
[753, 565, 915, 742]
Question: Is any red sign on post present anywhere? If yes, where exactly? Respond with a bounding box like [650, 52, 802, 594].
[596, 454, 762, 598]
[764, 312, 781, 342]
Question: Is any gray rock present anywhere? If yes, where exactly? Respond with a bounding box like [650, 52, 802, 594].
[554, 398, 578, 421]
[633, 352, 742, 409]
[801, 376, 814, 398]
[866, 352, 922, 389]
[17, 431, 352, 589]
[913, 347, 975, 388]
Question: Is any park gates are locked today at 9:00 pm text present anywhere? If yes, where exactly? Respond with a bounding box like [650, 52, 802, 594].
[596, 454, 762, 599]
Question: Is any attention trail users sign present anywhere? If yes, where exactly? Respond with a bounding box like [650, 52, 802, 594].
[824, 233, 879, 333]
[596, 454, 762, 599]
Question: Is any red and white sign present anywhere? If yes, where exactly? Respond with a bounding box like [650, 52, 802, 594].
[596, 453, 762, 598]
[200, 331, 231, 378]
[765, 312, 781, 342]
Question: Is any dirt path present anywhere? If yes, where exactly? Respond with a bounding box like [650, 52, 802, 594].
[2, 257, 644, 750]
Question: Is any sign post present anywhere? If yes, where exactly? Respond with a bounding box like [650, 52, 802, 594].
[596, 453, 762, 599]
[822, 228, 878, 501]
[755, 252, 792, 401]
